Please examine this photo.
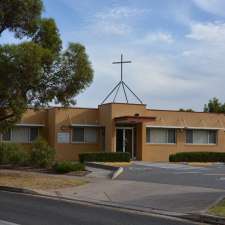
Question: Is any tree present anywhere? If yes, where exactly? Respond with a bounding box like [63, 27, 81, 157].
[179, 108, 194, 112]
[0, 0, 43, 37]
[0, 0, 93, 131]
[204, 97, 225, 113]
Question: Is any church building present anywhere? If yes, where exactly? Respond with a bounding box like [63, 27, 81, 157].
[2, 55, 225, 162]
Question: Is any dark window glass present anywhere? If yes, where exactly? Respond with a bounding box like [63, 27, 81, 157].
[209, 130, 217, 144]
[146, 128, 151, 143]
[2, 129, 11, 141]
[72, 127, 84, 142]
[30, 127, 39, 142]
[186, 130, 193, 143]
[168, 129, 176, 143]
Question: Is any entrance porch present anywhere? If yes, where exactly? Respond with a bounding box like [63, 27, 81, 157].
[114, 116, 156, 160]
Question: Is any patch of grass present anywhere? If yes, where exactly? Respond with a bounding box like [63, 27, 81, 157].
[188, 162, 214, 167]
[208, 199, 225, 217]
[0, 170, 87, 190]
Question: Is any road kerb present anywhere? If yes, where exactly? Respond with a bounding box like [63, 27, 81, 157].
[1, 185, 224, 225]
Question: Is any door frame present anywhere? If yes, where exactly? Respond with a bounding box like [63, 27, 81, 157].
[116, 127, 134, 159]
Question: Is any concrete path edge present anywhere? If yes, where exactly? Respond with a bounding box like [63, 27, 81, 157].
[85, 162, 124, 179]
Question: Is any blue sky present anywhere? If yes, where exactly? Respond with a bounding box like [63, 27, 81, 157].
[1, 0, 225, 110]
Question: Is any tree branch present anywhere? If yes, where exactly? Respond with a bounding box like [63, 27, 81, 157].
[0, 113, 15, 122]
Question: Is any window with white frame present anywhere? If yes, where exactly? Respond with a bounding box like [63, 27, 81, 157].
[72, 127, 97, 143]
[1, 127, 39, 143]
[146, 128, 176, 144]
[186, 129, 217, 144]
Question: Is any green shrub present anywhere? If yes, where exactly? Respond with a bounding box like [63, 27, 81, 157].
[0, 142, 30, 166]
[31, 137, 55, 168]
[53, 161, 85, 174]
[79, 152, 130, 163]
[169, 152, 225, 162]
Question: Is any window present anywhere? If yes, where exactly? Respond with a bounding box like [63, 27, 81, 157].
[186, 129, 217, 144]
[1, 127, 39, 143]
[30, 127, 39, 142]
[2, 129, 11, 141]
[72, 127, 84, 143]
[146, 128, 176, 144]
[72, 127, 97, 143]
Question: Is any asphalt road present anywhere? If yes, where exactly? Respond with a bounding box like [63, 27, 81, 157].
[0, 191, 198, 225]
[119, 162, 225, 189]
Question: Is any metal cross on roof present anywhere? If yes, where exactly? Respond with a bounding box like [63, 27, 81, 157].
[101, 54, 143, 105]
[113, 54, 131, 82]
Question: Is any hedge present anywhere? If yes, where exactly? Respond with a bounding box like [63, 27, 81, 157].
[0, 142, 30, 166]
[79, 152, 130, 163]
[53, 161, 85, 174]
[169, 152, 225, 162]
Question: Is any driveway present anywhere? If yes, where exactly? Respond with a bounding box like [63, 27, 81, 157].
[115, 162, 225, 213]
[118, 162, 225, 189]
[43, 162, 225, 215]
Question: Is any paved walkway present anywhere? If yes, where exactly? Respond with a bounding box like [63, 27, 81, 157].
[38, 164, 225, 214]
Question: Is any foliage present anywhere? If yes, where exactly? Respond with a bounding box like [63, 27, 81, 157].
[169, 152, 225, 162]
[179, 108, 194, 112]
[0, 142, 30, 165]
[0, 0, 93, 132]
[79, 152, 131, 163]
[0, 0, 43, 37]
[204, 97, 225, 113]
[30, 137, 55, 168]
[53, 161, 85, 174]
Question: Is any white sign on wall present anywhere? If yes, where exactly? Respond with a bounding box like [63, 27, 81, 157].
[57, 132, 70, 143]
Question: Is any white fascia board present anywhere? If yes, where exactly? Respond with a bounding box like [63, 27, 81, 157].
[146, 125, 224, 130]
[71, 124, 102, 127]
[146, 125, 184, 129]
[16, 123, 45, 127]
[185, 126, 223, 130]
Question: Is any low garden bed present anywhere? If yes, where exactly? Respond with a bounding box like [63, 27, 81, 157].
[0, 139, 87, 175]
[169, 152, 225, 163]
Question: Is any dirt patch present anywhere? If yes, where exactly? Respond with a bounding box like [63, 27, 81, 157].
[0, 170, 87, 190]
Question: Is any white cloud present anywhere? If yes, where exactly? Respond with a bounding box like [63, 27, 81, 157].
[137, 32, 174, 44]
[89, 6, 150, 36]
[95, 7, 150, 20]
[192, 0, 225, 16]
[186, 21, 225, 43]
[91, 20, 131, 36]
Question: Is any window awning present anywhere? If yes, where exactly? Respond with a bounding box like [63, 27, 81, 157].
[115, 116, 156, 124]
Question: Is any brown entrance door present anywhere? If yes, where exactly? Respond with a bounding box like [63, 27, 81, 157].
[116, 128, 133, 158]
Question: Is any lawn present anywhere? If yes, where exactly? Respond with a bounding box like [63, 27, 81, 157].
[208, 199, 225, 217]
[0, 170, 87, 190]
